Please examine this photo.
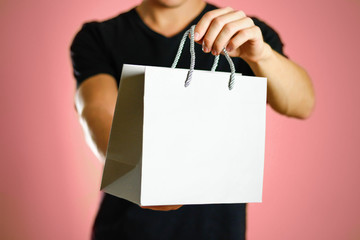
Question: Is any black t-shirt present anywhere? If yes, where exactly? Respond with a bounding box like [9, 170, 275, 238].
[70, 3, 285, 240]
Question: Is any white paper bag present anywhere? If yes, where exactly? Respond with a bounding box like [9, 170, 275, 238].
[100, 25, 267, 206]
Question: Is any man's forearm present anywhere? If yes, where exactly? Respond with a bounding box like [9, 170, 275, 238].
[79, 105, 114, 163]
[75, 74, 118, 164]
[247, 43, 315, 119]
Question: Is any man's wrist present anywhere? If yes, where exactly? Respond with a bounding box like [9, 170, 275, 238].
[246, 43, 276, 70]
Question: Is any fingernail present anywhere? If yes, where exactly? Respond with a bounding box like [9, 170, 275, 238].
[226, 46, 233, 52]
[202, 42, 209, 53]
[212, 50, 218, 55]
[194, 32, 200, 41]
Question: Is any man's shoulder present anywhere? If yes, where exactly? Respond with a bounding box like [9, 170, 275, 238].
[78, 8, 135, 35]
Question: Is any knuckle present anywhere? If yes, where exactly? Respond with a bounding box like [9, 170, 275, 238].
[223, 23, 232, 34]
[246, 17, 254, 25]
[242, 28, 251, 38]
[254, 25, 262, 35]
[212, 18, 224, 28]
[203, 11, 213, 20]
[237, 10, 246, 17]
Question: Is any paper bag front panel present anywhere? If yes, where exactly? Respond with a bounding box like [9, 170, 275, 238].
[141, 66, 267, 205]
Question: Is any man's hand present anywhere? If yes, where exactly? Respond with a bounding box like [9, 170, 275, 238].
[194, 7, 315, 119]
[141, 205, 183, 211]
[194, 7, 269, 63]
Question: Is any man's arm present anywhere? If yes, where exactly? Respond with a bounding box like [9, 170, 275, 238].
[75, 73, 118, 164]
[247, 46, 315, 119]
[75, 73, 182, 211]
[194, 7, 315, 119]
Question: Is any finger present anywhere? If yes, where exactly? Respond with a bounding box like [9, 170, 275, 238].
[226, 25, 262, 53]
[212, 17, 255, 54]
[194, 7, 234, 41]
[201, 11, 247, 54]
[143, 206, 180, 211]
[141, 205, 183, 211]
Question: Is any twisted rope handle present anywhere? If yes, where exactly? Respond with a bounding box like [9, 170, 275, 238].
[171, 25, 237, 90]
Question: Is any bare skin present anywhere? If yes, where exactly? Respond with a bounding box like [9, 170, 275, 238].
[75, 0, 315, 211]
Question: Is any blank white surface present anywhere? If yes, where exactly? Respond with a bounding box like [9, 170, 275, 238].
[141, 66, 267, 205]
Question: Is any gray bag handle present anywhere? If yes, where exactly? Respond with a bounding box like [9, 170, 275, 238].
[171, 25, 236, 90]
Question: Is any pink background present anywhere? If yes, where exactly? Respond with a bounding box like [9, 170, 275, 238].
[1, 0, 359, 239]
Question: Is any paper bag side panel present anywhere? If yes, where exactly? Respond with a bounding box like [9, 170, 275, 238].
[101, 65, 145, 201]
[102, 159, 142, 205]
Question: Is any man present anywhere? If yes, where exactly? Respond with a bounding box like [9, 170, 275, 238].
[70, 0, 315, 239]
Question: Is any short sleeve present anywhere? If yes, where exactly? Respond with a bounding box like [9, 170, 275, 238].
[70, 22, 116, 87]
[252, 17, 287, 57]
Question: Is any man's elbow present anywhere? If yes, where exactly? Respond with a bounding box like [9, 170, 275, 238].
[288, 92, 316, 120]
